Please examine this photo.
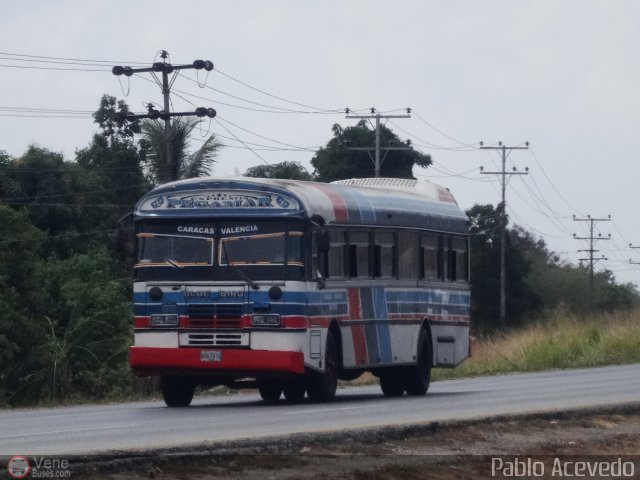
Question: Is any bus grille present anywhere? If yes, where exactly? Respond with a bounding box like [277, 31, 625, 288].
[180, 332, 249, 347]
[187, 303, 243, 328]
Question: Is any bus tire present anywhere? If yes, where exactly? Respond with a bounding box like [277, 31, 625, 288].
[283, 378, 306, 402]
[306, 331, 338, 402]
[380, 374, 405, 397]
[404, 328, 432, 396]
[160, 376, 195, 407]
[258, 382, 282, 403]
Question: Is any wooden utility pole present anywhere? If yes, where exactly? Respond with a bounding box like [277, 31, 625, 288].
[112, 50, 216, 181]
[573, 215, 611, 289]
[479, 141, 529, 326]
[345, 108, 412, 177]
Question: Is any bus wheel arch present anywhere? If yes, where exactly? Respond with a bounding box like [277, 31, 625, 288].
[328, 320, 343, 372]
[419, 318, 434, 365]
[306, 324, 339, 402]
[405, 319, 434, 396]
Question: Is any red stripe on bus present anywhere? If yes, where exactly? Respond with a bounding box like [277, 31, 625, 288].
[311, 183, 349, 221]
[347, 288, 367, 365]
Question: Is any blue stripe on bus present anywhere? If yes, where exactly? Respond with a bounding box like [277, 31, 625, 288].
[373, 287, 392, 363]
[359, 288, 379, 364]
[346, 187, 377, 224]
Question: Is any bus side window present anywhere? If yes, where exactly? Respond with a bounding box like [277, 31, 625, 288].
[398, 232, 419, 280]
[327, 230, 346, 279]
[452, 237, 469, 281]
[348, 231, 370, 279]
[373, 231, 395, 278]
[421, 234, 440, 280]
[441, 237, 450, 281]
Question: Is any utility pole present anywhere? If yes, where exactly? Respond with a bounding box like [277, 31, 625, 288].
[345, 107, 412, 177]
[573, 215, 611, 289]
[479, 141, 529, 326]
[112, 50, 216, 181]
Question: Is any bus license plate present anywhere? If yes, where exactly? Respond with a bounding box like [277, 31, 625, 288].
[200, 350, 222, 362]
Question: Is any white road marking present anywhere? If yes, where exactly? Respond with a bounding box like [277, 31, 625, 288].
[286, 404, 381, 415]
[2, 424, 140, 439]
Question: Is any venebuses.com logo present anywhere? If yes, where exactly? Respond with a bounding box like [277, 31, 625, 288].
[5, 455, 72, 478]
[7, 456, 30, 479]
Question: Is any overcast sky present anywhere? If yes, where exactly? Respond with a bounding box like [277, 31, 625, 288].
[2, 1, 639, 286]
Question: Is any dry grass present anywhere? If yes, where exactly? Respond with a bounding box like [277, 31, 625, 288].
[340, 309, 640, 387]
[433, 308, 640, 380]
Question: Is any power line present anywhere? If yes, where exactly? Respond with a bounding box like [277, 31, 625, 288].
[0, 63, 108, 72]
[213, 118, 270, 166]
[412, 111, 480, 149]
[0, 51, 147, 65]
[214, 67, 344, 113]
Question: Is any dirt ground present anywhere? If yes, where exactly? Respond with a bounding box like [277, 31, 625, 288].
[73, 405, 640, 479]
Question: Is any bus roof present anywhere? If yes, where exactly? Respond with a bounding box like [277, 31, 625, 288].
[134, 177, 468, 234]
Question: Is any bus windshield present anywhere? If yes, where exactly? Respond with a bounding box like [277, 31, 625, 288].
[137, 233, 214, 267]
[220, 231, 303, 266]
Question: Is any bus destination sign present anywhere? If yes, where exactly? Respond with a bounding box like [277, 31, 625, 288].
[140, 189, 300, 211]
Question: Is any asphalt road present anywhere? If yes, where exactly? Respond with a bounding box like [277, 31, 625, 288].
[1, 363, 639, 456]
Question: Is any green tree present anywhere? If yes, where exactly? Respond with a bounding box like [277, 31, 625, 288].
[244, 161, 312, 180]
[0, 206, 47, 404]
[141, 118, 222, 184]
[466, 204, 541, 331]
[76, 95, 150, 260]
[311, 121, 431, 182]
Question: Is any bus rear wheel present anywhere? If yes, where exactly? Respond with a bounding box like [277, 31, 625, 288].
[404, 329, 432, 396]
[306, 331, 338, 402]
[160, 376, 195, 407]
[380, 374, 405, 397]
[258, 382, 282, 403]
[283, 378, 306, 402]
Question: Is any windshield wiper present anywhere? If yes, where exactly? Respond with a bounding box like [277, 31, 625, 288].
[221, 240, 259, 290]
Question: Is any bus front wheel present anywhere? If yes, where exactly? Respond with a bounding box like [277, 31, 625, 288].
[306, 331, 338, 402]
[258, 382, 282, 403]
[160, 376, 196, 407]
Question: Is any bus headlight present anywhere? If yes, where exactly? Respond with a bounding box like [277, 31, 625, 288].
[150, 314, 179, 327]
[251, 314, 281, 326]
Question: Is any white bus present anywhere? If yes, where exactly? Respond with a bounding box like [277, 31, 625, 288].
[129, 177, 470, 406]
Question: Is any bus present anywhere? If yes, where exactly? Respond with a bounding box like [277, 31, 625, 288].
[129, 176, 470, 407]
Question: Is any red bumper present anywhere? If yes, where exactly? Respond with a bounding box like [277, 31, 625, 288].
[129, 347, 305, 376]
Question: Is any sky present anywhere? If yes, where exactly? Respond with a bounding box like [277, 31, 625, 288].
[1, 1, 639, 286]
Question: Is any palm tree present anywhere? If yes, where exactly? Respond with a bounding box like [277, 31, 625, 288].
[141, 118, 222, 184]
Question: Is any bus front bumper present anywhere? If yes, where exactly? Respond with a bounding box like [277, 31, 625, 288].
[129, 346, 305, 377]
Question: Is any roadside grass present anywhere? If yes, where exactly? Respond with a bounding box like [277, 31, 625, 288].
[432, 308, 640, 381]
[343, 308, 640, 387]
